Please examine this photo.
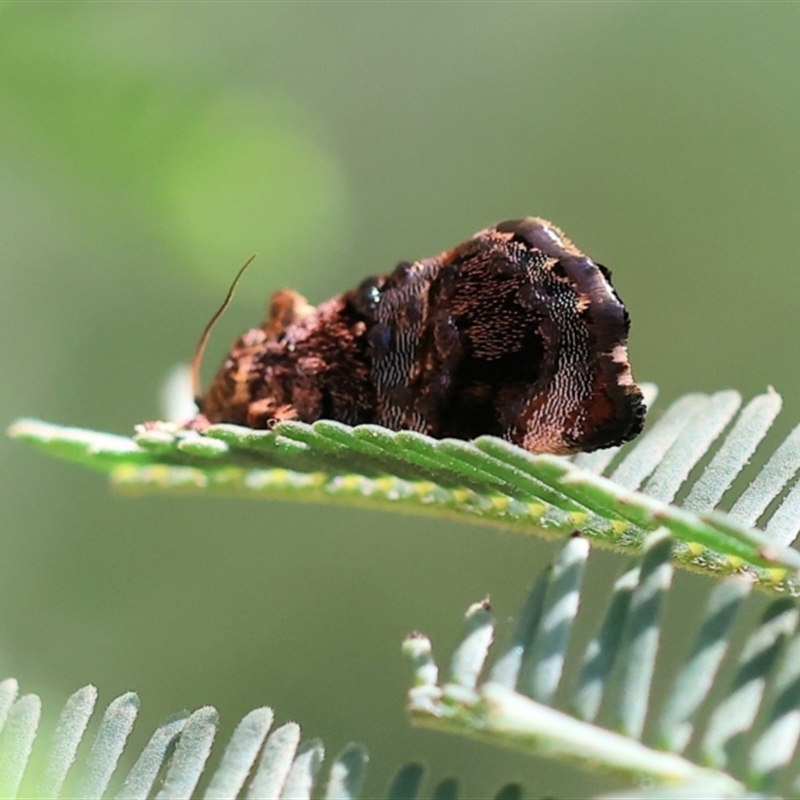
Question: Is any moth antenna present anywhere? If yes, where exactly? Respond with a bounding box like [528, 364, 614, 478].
[191, 255, 257, 403]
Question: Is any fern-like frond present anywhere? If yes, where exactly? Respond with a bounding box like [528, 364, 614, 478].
[5, 524, 800, 796]
[405, 532, 800, 798]
[0, 677, 524, 800]
[9, 387, 800, 593]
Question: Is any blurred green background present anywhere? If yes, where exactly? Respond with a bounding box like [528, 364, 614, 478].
[1, 3, 799, 797]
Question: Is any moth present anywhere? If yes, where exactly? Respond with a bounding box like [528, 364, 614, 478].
[191, 218, 645, 455]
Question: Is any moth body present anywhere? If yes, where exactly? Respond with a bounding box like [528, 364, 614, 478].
[196, 218, 645, 455]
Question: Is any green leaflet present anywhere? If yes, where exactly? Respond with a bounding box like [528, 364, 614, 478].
[8, 387, 800, 594]
[5, 532, 797, 798]
[405, 532, 797, 797]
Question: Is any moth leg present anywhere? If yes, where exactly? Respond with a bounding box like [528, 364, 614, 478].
[246, 397, 298, 428]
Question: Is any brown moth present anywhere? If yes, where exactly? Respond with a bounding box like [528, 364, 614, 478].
[191, 218, 645, 455]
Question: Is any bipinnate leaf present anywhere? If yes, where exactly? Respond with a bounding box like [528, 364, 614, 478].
[404, 532, 800, 797]
[10, 386, 800, 595]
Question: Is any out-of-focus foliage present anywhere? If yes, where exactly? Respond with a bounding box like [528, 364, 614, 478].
[0, 6, 347, 284]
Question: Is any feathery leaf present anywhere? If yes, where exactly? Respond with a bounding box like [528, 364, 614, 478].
[9, 386, 800, 594]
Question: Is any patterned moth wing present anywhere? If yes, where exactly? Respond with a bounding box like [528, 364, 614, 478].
[196, 217, 645, 455]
